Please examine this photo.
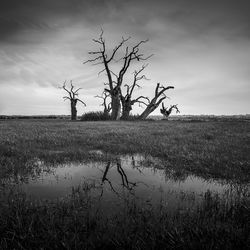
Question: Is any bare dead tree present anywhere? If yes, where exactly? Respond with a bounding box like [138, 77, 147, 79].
[95, 90, 111, 116]
[62, 80, 86, 120]
[138, 83, 174, 120]
[120, 64, 150, 120]
[160, 103, 180, 119]
[84, 30, 152, 120]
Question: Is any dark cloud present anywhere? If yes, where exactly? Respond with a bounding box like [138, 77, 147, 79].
[1, 0, 250, 42]
[0, 0, 128, 42]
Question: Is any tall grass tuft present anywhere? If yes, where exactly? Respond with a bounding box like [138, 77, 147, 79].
[81, 111, 111, 121]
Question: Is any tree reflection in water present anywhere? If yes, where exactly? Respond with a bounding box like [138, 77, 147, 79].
[100, 159, 137, 197]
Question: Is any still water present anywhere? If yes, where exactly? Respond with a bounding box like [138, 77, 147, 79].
[5, 153, 241, 212]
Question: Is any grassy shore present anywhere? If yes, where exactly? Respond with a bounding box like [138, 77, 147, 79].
[0, 118, 249, 249]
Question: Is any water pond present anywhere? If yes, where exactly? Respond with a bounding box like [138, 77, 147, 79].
[2, 152, 245, 213]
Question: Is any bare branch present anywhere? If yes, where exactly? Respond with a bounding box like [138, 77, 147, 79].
[74, 87, 82, 93]
[109, 70, 119, 79]
[83, 55, 103, 64]
[124, 84, 130, 97]
[95, 90, 111, 113]
[92, 61, 105, 66]
[158, 85, 174, 96]
[155, 83, 174, 97]
[133, 96, 150, 105]
[104, 88, 111, 93]
[63, 96, 71, 101]
[92, 39, 103, 45]
[107, 36, 130, 63]
[155, 83, 160, 97]
[76, 98, 86, 106]
[129, 64, 148, 96]
[156, 96, 167, 107]
[62, 81, 70, 93]
[117, 39, 150, 87]
[88, 51, 103, 55]
[98, 68, 106, 76]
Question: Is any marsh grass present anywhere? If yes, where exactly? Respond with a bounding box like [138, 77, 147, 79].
[0, 184, 249, 250]
[0, 118, 249, 249]
[0, 119, 249, 182]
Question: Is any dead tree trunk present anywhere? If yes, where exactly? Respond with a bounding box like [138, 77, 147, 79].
[84, 30, 151, 120]
[120, 65, 150, 120]
[139, 83, 174, 120]
[71, 99, 77, 120]
[120, 98, 132, 120]
[62, 81, 86, 120]
[120, 94, 150, 120]
[110, 86, 122, 120]
[160, 103, 180, 119]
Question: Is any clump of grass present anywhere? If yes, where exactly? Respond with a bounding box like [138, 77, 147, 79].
[81, 111, 111, 121]
[81, 112, 141, 121]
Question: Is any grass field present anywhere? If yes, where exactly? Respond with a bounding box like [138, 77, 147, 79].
[0, 118, 249, 249]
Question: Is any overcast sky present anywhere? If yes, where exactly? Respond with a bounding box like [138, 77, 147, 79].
[0, 0, 249, 115]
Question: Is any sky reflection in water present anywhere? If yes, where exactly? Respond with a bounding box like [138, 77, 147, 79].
[13, 153, 239, 212]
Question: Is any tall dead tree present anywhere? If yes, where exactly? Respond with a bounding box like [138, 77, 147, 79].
[62, 81, 86, 120]
[84, 30, 151, 120]
[95, 90, 111, 117]
[160, 103, 180, 119]
[120, 65, 150, 120]
[139, 83, 174, 120]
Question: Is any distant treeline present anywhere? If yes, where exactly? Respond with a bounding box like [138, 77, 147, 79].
[153, 114, 250, 121]
[0, 115, 71, 120]
[0, 114, 249, 121]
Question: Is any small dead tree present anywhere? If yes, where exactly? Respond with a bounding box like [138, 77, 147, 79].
[160, 103, 180, 119]
[139, 83, 174, 120]
[84, 30, 152, 120]
[62, 80, 86, 120]
[120, 65, 150, 120]
[95, 90, 111, 117]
